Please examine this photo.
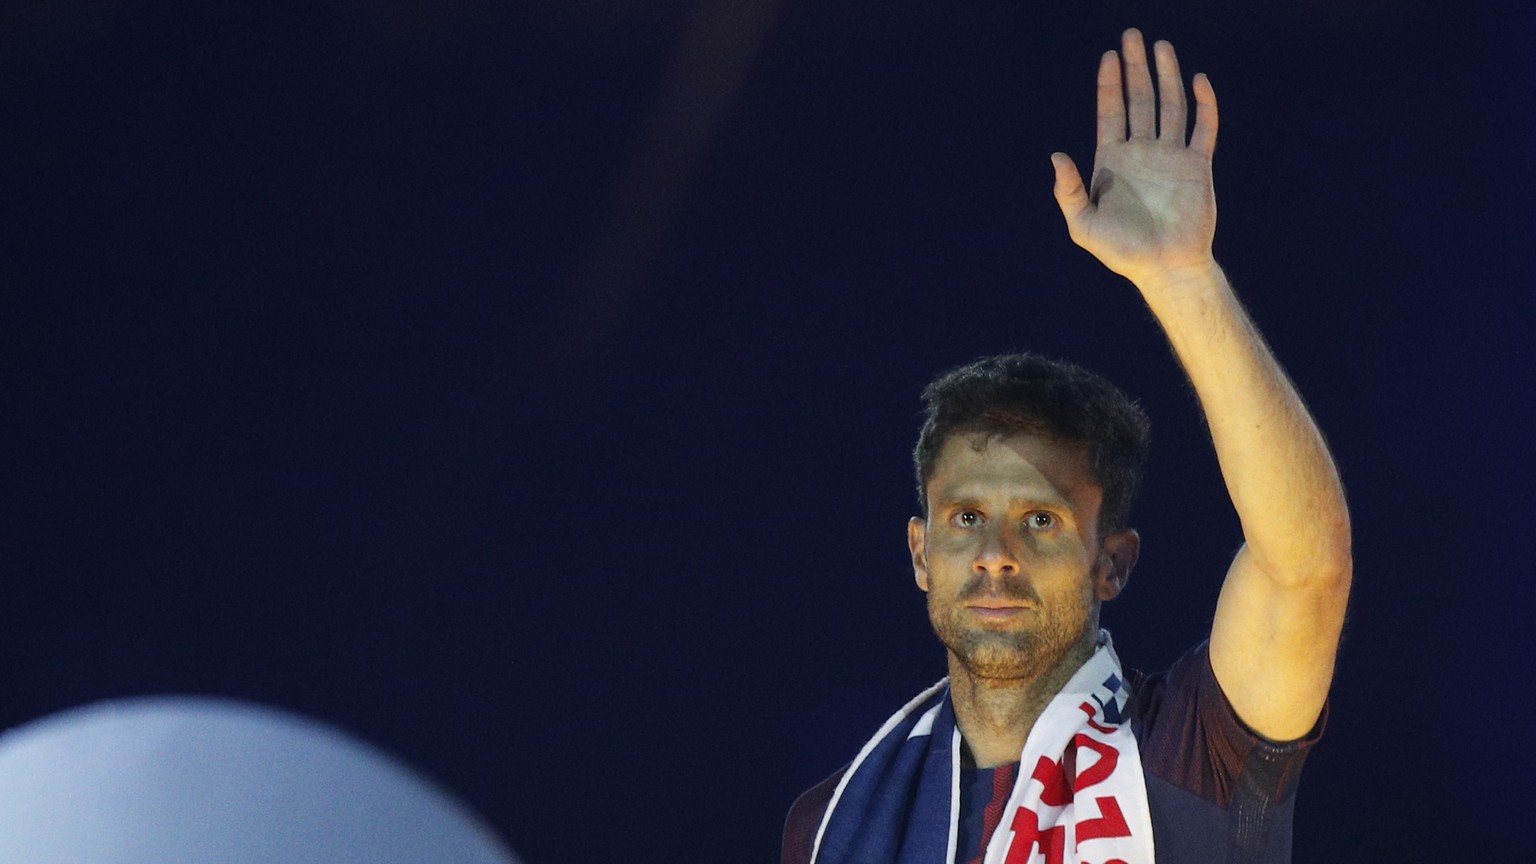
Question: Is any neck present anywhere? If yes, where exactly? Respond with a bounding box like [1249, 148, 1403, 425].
[948, 635, 1098, 769]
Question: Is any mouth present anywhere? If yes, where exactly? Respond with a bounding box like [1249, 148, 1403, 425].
[965, 604, 1031, 619]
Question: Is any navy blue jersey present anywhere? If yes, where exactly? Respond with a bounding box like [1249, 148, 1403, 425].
[782, 642, 1324, 864]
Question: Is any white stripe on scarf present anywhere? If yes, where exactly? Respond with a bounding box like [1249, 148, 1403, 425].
[812, 630, 1155, 864]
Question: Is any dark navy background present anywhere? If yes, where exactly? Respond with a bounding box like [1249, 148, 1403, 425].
[3, 0, 1532, 859]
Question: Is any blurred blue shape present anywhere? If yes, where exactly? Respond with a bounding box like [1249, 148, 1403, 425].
[0, 696, 521, 864]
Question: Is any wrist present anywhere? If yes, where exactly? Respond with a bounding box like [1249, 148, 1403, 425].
[1130, 256, 1223, 295]
[1130, 257, 1237, 326]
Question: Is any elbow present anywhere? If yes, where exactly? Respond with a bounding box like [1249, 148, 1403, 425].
[1248, 503, 1352, 591]
[1295, 511, 1353, 592]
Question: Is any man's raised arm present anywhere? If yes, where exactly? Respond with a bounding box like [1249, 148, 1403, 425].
[1049, 29, 1352, 741]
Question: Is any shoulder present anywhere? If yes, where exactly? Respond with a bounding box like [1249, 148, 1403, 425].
[781, 766, 847, 864]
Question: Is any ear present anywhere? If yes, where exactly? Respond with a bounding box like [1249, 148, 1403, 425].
[908, 517, 931, 592]
[1093, 528, 1140, 601]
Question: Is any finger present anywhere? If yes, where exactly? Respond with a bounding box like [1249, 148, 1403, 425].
[1121, 29, 1156, 139]
[1189, 72, 1219, 157]
[1153, 39, 1187, 144]
[1050, 152, 1092, 228]
[1095, 50, 1124, 147]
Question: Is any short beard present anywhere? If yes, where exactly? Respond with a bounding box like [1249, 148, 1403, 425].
[927, 579, 1095, 683]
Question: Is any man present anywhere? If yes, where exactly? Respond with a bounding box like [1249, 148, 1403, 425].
[782, 29, 1351, 864]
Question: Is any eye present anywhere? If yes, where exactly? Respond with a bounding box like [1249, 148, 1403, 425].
[951, 510, 982, 528]
[1024, 512, 1057, 531]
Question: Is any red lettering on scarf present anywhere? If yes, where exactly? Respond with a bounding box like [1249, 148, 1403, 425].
[1077, 701, 1116, 735]
[1072, 735, 1118, 791]
[1029, 752, 1071, 807]
[1076, 796, 1131, 843]
[1072, 735, 1132, 844]
[1008, 732, 1133, 862]
[1005, 803, 1066, 864]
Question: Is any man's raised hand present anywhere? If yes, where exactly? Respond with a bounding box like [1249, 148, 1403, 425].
[1050, 30, 1220, 287]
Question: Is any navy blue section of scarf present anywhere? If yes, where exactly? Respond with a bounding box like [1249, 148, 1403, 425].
[815, 687, 959, 864]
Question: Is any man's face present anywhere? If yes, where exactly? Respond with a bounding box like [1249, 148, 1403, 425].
[908, 432, 1135, 682]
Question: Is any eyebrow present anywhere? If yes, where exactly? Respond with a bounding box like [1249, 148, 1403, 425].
[934, 492, 1072, 511]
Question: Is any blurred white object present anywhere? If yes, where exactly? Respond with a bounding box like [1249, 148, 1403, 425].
[0, 696, 521, 864]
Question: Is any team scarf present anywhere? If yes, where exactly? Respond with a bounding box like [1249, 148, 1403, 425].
[810, 630, 1154, 864]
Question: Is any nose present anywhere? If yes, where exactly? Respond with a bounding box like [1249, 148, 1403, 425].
[972, 525, 1019, 578]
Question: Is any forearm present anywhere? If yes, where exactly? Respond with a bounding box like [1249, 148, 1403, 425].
[1137, 260, 1352, 588]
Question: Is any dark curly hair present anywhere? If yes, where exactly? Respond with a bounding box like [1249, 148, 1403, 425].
[913, 353, 1151, 533]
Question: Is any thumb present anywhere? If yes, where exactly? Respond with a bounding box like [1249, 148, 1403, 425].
[1050, 152, 1092, 226]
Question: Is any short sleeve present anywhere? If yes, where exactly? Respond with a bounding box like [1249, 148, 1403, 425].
[1128, 640, 1325, 808]
[781, 767, 846, 864]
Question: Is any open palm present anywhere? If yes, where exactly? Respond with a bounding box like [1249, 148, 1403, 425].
[1052, 31, 1219, 285]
